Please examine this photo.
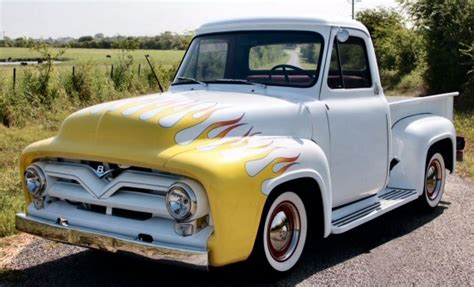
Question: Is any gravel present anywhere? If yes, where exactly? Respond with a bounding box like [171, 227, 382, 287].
[1, 175, 473, 287]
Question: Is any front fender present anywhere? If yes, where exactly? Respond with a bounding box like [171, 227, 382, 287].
[164, 136, 331, 267]
[261, 141, 332, 238]
[389, 115, 456, 195]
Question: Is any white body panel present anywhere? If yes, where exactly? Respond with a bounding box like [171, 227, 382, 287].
[389, 114, 456, 194]
[388, 92, 457, 125]
[320, 27, 389, 207]
[196, 17, 369, 36]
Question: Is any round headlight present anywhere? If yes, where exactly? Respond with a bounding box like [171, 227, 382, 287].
[166, 183, 196, 221]
[24, 165, 46, 195]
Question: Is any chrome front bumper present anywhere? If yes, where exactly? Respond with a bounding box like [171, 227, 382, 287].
[16, 213, 208, 269]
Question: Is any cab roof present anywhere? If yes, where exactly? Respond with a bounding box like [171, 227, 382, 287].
[196, 17, 369, 35]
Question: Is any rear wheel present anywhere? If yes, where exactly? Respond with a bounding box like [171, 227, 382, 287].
[418, 152, 446, 209]
[254, 191, 308, 272]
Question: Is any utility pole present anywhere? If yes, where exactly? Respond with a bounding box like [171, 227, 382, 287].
[348, 0, 361, 20]
[352, 0, 355, 20]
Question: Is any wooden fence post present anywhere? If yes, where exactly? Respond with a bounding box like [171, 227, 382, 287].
[138, 64, 141, 76]
[110, 64, 114, 78]
[72, 66, 75, 77]
[13, 68, 16, 90]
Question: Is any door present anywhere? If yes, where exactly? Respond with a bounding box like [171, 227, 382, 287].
[321, 28, 389, 207]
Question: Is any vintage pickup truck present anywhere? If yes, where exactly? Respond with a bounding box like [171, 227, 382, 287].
[16, 17, 462, 272]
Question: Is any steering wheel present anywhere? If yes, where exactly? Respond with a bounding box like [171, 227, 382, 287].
[269, 64, 313, 83]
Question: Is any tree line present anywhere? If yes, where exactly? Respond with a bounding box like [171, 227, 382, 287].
[357, 0, 472, 109]
[0, 31, 193, 50]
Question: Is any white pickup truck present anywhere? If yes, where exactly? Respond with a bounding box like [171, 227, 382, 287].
[17, 17, 462, 272]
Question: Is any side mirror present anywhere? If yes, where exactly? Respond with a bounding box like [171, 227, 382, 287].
[336, 29, 350, 42]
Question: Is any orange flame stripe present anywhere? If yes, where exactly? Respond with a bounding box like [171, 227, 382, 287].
[215, 123, 246, 138]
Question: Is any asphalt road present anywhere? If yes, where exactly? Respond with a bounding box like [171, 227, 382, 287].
[1, 175, 473, 287]
[286, 48, 302, 67]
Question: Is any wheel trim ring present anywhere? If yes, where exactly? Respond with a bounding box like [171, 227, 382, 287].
[266, 201, 301, 263]
[268, 204, 293, 259]
[425, 159, 443, 200]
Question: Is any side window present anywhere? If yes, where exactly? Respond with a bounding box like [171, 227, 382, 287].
[327, 36, 372, 89]
[328, 45, 343, 88]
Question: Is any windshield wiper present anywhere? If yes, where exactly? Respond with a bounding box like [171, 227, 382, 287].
[215, 78, 267, 88]
[176, 77, 208, 87]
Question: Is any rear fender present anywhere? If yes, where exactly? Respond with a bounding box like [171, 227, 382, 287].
[389, 115, 456, 195]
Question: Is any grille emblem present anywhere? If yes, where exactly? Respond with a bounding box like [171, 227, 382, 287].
[93, 165, 115, 179]
[96, 165, 105, 175]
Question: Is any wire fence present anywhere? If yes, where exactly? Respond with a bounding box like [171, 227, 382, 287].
[8, 63, 149, 90]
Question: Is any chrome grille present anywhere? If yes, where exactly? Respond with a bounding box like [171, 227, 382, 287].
[36, 160, 186, 220]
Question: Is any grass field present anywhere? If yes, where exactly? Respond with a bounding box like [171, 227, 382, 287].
[0, 47, 184, 68]
[0, 48, 185, 91]
[455, 112, 474, 180]
[0, 110, 70, 237]
[0, 126, 54, 237]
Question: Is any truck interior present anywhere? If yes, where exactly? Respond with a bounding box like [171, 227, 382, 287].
[173, 30, 325, 87]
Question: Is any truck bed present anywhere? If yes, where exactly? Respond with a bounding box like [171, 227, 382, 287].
[388, 92, 458, 126]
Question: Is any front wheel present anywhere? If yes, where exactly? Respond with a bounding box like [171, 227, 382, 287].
[418, 152, 446, 209]
[254, 191, 308, 272]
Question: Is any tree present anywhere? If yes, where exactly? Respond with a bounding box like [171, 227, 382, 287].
[110, 37, 140, 90]
[28, 42, 66, 103]
[461, 42, 474, 102]
[400, 0, 473, 98]
[78, 36, 94, 42]
[356, 8, 423, 88]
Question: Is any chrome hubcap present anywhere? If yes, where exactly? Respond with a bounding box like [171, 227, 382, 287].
[426, 159, 442, 200]
[267, 201, 300, 262]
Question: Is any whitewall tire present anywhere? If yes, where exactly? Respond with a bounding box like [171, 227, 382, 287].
[419, 152, 446, 209]
[261, 191, 307, 272]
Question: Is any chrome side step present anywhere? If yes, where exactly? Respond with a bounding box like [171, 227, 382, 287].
[331, 188, 417, 234]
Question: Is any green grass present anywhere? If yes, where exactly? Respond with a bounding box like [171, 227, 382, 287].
[454, 112, 474, 180]
[0, 116, 65, 237]
[0, 48, 184, 90]
[0, 47, 184, 66]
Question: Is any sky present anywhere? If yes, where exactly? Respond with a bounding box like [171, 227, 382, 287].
[0, 0, 399, 39]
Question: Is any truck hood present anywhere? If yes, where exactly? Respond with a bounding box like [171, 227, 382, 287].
[49, 90, 312, 167]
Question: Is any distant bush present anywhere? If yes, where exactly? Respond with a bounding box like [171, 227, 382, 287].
[0, 77, 13, 126]
[300, 44, 321, 65]
[393, 67, 426, 95]
[0, 63, 178, 128]
[64, 64, 101, 103]
[0, 76, 38, 127]
[1, 31, 193, 50]
[249, 45, 288, 70]
[401, 0, 473, 98]
[357, 8, 423, 90]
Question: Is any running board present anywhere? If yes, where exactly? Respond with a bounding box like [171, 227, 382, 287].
[331, 188, 417, 234]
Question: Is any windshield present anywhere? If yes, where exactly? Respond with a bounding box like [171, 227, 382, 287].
[173, 31, 324, 88]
